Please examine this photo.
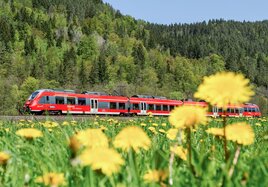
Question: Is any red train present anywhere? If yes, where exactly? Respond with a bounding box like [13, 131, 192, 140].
[23, 89, 261, 117]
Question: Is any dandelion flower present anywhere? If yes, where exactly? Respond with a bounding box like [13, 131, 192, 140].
[206, 128, 224, 137]
[140, 123, 147, 127]
[69, 135, 82, 154]
[113, 126, 151, 152]
[76, 128, 108, 149]
[194, 72, 254, 108]
[16, 128, 43, 139]
[62, 121, 69, 126]
[170, 145, 187, 161]
[159, 129, 166, 133]
[152, 123, 158, 127]
[255, 123, 261, 126]
[168, 106, 207, 129]
[79, 147, 124, 176]
[166, 129, 178, 140]
[0, 152, 10, 165]
[161, 123, 167, 127]
[148, 126, 158, 135]
[143, 169, 168, 183]
[35, 172, 65, 187]
[225, 123, 255, 145]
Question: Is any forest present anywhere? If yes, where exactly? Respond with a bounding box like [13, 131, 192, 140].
[0, 0, 267, 115]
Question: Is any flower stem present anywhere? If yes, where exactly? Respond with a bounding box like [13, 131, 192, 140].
[228, 145, 241, 178]
[169, 151, 175, 185]
[223, 111, 229, 161]
[187, 128, 194, 174]
[128, 149, 140, 186]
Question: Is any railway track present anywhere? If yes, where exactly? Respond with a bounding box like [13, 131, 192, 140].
[0, 115, 137, 121]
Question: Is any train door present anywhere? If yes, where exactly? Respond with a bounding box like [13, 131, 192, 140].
[140, 102, 147, 115]
[212, 106, 218, 117]
[90, 99, 98, 114]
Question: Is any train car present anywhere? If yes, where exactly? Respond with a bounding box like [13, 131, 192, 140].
[129, 95, 183, 116]
[242, 103, 261, 117]
[24, 89, 261, 117]
[183, 101, 249, 117]
[23, 89, 129, 115]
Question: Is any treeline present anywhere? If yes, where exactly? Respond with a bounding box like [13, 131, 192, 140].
[146, 20, 268, 88]
[0, 0, 267, 115]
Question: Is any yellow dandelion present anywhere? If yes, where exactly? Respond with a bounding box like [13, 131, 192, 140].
[113, 126, 151, 152]
[166, 128, 178, 140]
[79, 147, 124, 176]
[143, 169, 168, 183]
[75, 128, 108, 149]
[225, 123, 255, 145]
[159, 129, 166, 133]
[147, 112, 153, 117]
[69, 135, 82, 154]
[62, 121, 69, 126]
[0, 152, 10, 165]
[194, 72, 254, 108]
[148, 126, 158, 135]
[140, 123, 147, 127]
[35, 172, 65, 187]
[16, 128, 43, 139]
[168, 106, 207, 129]
[152, 123, 158, 127]
[100, 125, 107, 131]
[255, 123, 261, 126]
[161, 123, 167, 127]
[206, 128, 224, 137]
[170, 145, 187, 161]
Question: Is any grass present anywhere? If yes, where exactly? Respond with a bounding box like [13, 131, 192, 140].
[0, 116, 267, 186]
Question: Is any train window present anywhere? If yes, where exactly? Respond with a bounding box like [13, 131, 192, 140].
[67, 97, 76, 105]
[235, 109, 239, 113]
[110, 102, 117, 109]
[256, 108, 260, 112]
[98, 102, 109, 109]
[39, 96, 49, 104]
[133, 103, 139, 110]
[78, 98, 86, 105]
[218, 108, 223, 113]
[170, 105, 175, 111]
[148, 104, 154, 110]
[163, 105, 168, 111]
[119, 103, 125, 109]
[28, 91, 39, 100]
[55, 97, 64, 104]
[252, 108, 256, 112]
[155, 105, 161, 111]
[244, 108, 248, 112]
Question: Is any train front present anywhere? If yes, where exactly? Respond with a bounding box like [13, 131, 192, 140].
[23, 90, 42, 114]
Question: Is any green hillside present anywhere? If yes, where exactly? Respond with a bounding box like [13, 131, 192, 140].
[0, 0, 267, 115]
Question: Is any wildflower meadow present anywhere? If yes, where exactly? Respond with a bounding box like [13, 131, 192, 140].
[0, 72, 267, 187]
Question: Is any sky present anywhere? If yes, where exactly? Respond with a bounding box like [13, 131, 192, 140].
[102, 0, 268, 25]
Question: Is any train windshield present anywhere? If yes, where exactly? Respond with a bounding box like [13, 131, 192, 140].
[28, 91, 39, 100]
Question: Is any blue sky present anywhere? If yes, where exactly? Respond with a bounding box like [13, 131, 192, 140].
[103, 0, 268, 24]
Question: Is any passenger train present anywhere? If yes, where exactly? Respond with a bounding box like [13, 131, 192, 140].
[23, 89, 261, 117]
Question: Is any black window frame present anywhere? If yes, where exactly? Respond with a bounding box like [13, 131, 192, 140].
[155, 105, 161, 111]
[118, 102, 125, 110]
[67, 97, 76, 105]
[163, 105, 168, 111]
[55, 96, 64, 104]
[110, 102, 117, 109]
[78, 98, 86, 105]
[132, 103, 139, 110]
